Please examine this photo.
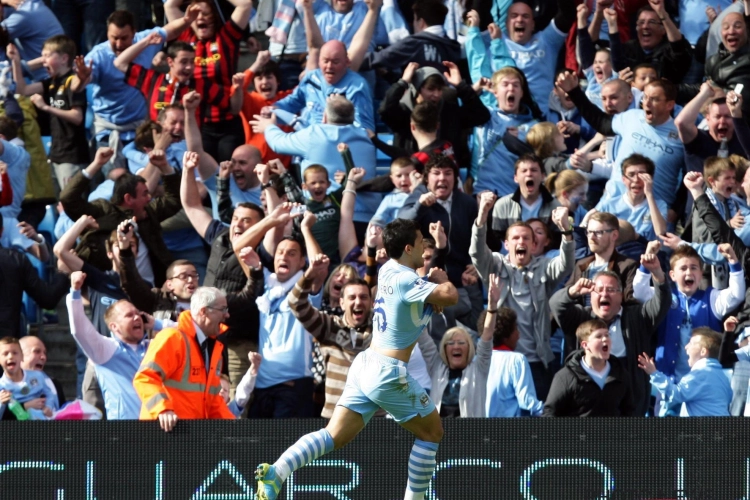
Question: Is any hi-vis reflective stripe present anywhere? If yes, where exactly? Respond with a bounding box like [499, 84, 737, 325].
[160, 330, 221, 395]
[145, 392, 169, 411]
[139, 361, 167, 380]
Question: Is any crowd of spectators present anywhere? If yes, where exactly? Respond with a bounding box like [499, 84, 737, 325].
[5, 0, 750, 423]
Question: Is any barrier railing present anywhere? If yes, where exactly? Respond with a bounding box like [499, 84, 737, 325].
[1, 418, 748, 499]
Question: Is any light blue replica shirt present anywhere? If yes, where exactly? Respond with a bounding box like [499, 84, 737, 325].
[372, 260, 438, 350]
[274, 68, 375, 131]
[607, 109, 685, 206]
[596, 194, 668, 241]
[650, 357, 732, 416]
[68, 290, 151, 420]
[85, 27, 167, 140]
[316, 1, 388, 48]
[0, 368, 59, 420]
[229, 177, 262, 207]
[485, 349, 543, 417]
[255, 269, 323, 389]
[1, 0, 63, 81]
[0, 138, 30, 219]
[264, 122, 381, 222]
[504, 20, 566, 117]
[473, 107, 537, 196]
[371, 190, 408, 227]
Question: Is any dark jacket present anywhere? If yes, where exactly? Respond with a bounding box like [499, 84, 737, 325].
[378, 79, 490, 168]
[611, 32, 693, 84]
[679, 44, 750, 117]
[693, 193, 750, 330]
[543, 350, 635, 417]
[550, 279, 671, 416]
[398, 184, 478, 288]
[565, 250, 639, 303]
[360, 32, 463, 74]
[0, 247, 68, 337]
[60, 171, 182, 286]
[119, 247, 263, 343]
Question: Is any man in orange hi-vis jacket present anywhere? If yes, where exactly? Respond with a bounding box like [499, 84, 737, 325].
[134, 286, 235, 431]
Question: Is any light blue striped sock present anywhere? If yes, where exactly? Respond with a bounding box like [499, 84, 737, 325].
[273, 428, 334, 482]
[405, 439, 439, 499]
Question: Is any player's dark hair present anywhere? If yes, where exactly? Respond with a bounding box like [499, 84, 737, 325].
[167, 41, 195, 59]
[383, 219, 420, 260]
[412, 0, 448, 26]
[235, 202, 265, 221]
[493, 307, 518, 347]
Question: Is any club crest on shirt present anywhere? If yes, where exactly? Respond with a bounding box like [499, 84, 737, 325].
[420, 393, 430, 408]
[414, 278, 428, 290]
[668, 131, 679, 141]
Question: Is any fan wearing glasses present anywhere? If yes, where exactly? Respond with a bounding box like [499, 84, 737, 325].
[551, 263, 671, 416]
[565, 211, 638, 304]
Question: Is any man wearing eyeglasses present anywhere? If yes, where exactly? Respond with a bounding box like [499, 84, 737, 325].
[551, 265, 671, 416]
[134, 286, 236, 431]
[610, 0, 692, 84]
[566, 211, 638, 304]
[556, 71, 685, 217]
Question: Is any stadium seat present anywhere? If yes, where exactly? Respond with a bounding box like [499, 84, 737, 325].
[37, 204, 58, 246]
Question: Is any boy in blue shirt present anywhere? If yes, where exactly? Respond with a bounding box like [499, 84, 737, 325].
[633, 244, 744, 388]
[596, 153, 668, 241]
[638, 328, 732, 416]
[371, 157, 414, 228]
[0, 337, 58, 420]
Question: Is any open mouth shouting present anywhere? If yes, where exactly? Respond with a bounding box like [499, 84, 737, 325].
[715, 125, 730, 139]
[597, 297, 612, 315]
[524, 179, 537, 192]
[513, 244, 529, 262]
[351, 306, 365, 324]
[594, 67, 605, 82]
[726, 34, 741, 51]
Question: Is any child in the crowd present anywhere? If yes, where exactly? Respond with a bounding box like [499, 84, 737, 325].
[526, 122, 576, 174]
[631, 63, 658, 92]
[220, 351, 262, 418]
[0, 337, 59, 420]
[544, 319, 635, 417]
[633, 244, 744, 391]
[576, 4, 615, 110]
[300, 164, 350, 265]
[596, 153, 668, 241]
[545, 169, 589, 225]
[239, 51, 294, 165]
[10, 35, 89, 190]
[485, 307, 543, 417]
[638, 328, 732, 416]
[370, 157, 415, 228]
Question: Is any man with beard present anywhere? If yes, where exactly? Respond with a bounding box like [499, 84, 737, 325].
[566, 212, 638, 304]
[470, 196, 575, 401]
[675, 83, 743, 173]
[289, 261, 372, 418]
[70, 9, 197, 173]
[552, 267, 671, 416]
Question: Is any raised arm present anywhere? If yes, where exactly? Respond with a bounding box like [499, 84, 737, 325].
[228, 0, 254, 29]
[163, 0, 185, 23]
[300, 213, 328, 292]
[469, 191, 499, 283]
[53, 215, 99, 273]
[67, 272, 118, 363]
[301, 0, 324, 53]
[347, 0, 383, 72]
[641, 173, 667, 237]
[338, 147, 362, 260]
[556, 72, 615, 135]
[59, 149, 113, 220]
[115, 220, 159, 313]
[481, 274, 501, 343]
[113, 31, 163, 73]
[675, 82, 716, 145]
[180, 151, 214, 239]
[163, 4, 201, 40]
[7, 44, 41, 96]
[577, 4, 596, 68]
[183, 91, 219, 180]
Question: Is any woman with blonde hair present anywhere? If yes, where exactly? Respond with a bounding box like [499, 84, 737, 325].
[545, 169, 589, 226]
[417, 274, 500, 417]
